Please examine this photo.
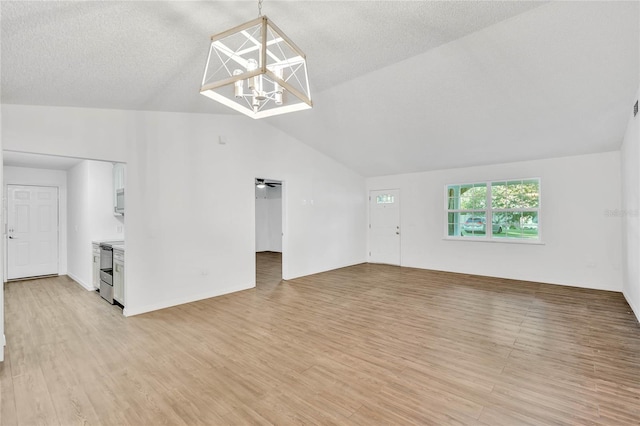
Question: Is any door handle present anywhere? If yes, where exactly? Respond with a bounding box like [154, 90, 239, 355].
[396, 231, 400, 235]
[8, 236, 15, 239]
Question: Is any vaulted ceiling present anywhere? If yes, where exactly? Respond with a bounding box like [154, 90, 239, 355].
[2, 1, 638, 176]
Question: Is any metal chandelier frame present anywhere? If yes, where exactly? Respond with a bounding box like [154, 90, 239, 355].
[200, 15, 312, 119]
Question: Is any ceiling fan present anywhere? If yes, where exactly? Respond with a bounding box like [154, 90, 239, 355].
[256, 178, 282, 189]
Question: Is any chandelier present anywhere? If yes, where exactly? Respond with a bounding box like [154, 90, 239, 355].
[200, 3, 312, 119]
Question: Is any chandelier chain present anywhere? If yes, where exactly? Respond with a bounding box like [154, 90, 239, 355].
[258, 0, 263, 16]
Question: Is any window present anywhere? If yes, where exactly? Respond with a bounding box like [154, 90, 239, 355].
[446, 178, 540, 241]
[377, 194, 395, 204]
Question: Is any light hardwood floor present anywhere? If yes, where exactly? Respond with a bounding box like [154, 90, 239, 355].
[1, 253, 640, 425]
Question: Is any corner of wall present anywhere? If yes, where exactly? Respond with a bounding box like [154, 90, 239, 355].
[67, 272, 96, 292]
[621, 85, 640, 324]
[1, 148, 4, 363]
[623, 291, 640, 324]
[123, 282, 255, 317]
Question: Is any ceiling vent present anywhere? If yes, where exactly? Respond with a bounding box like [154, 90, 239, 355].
[635, 100, 638, 117]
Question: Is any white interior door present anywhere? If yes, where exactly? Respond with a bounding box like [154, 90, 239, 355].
[7, 185, 59, 280]
[369, 189, 400, 265]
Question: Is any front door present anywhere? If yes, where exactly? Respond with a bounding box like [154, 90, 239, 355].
[369, 189, 400, 266]
[7, 185, 59, 280]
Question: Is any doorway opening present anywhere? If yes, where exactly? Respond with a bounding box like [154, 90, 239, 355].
[255, 178, 284, 290]
[3, 151, 126, 289]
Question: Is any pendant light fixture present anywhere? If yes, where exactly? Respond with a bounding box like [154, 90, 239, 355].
[200, 0, 312, 119]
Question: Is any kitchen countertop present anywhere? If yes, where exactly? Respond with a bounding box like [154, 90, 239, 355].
[93, 238, 125, 245]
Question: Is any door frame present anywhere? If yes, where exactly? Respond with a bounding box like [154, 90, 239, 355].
[368, 188, 401, 266]
[254, 177, 288, 281]
[4, 184, 61, 282]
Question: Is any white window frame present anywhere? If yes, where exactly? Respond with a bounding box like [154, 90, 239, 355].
[444, 178, 542, 244]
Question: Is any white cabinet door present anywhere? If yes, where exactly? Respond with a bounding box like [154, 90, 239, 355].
[113, 163, 126, 216]
[92, 244, 100, 289]
[113, 249, 124, 305]
[113, 262, 123, 304]
[113, 163, 125, 191]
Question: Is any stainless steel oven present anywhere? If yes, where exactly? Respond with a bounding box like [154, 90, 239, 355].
[100, 268, 113, 304]
[99, 243, 114, 304]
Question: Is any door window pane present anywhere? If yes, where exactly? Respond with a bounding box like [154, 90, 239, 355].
[376, 194, 395, 204]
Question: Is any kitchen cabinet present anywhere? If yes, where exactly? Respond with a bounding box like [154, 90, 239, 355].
[113, 247, 125, 306]
[92, 243, 100, 289]
[113, 163, 125, 215]
[113, 163, 125, 192]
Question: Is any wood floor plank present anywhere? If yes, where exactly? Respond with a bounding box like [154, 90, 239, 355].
[1, 252, 639, 425]
[11, 368, 60, 426]
[478, 404, 551, 426]
[0, 350, 18, 426]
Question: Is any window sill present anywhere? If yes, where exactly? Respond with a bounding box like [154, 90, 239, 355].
[443, 237, 545, 245]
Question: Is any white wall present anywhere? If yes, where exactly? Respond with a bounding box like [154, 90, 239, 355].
[367, 152, 623, 291]
[268, 190, 283, 252]
[255, 185, 282, 252]
[0, 150, 3, 362]
[621, 87, 640, 322]
[2, 106, 129, 163]
[255, 191, 269, 252]
[2, 105, 367, 317]
[67, 161, 90, 288]
[3, 166, 68, 278]
[67, 160, 125, 290]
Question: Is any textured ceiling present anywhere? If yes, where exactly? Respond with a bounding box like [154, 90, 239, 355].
[1, 1, 638, 176]
[0, 1, 543, 113]
[267, 1, 640, 176]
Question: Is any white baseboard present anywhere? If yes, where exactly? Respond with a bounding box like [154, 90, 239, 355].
[623, 290, 640, 324]
[398, 262, 623, 293]
[67, 273, 96, 291]
[123, 283, 255, 317]
[285, 259, 366, 280]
